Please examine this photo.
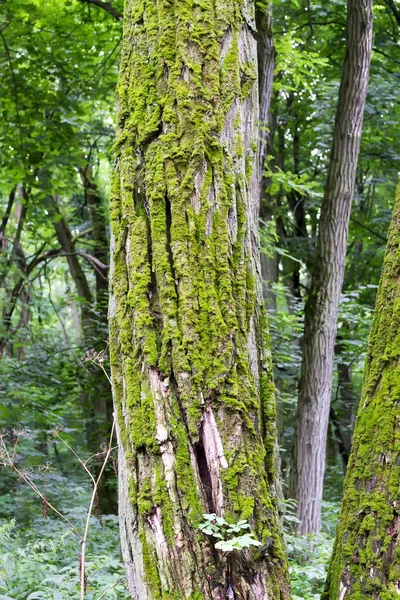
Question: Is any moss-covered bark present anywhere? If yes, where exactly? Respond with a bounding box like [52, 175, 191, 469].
[109, 0, 290, 598]
[322, 183, 400, 600]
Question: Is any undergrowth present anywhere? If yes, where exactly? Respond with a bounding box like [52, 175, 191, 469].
[283, 499, 340, 600]
[0, 475, 339, 600]
[0, 476, 129, 600]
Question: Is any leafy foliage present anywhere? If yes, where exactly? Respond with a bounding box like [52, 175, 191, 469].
[1, 0, 399, 595]
[282, 500, 340, 600]
[198, 514, 261, 553]
[0, 510, 128, 599]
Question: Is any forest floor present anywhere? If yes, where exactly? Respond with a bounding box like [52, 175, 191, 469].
[0, 470, 339, 600]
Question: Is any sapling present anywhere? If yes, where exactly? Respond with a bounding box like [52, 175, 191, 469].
[198, 513, 262, 552]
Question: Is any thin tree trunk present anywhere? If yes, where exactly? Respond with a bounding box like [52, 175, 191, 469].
[290, 0, 373, 534]
[79, 167, 116, 513]
[329, 406, 350, 471]
[109, 0, 290, 597]
[0, 186, 16, 249]
[79, 164, 109, 312]
[335, 341, 356, 471]
[51, 196, 93, 308]
[0, 187, 29, 356]
[287, 104, 308, 301]
[51, 196, 116, 513]
[322, 182, 400, 600]
[257, 1, 278, 309]
[257, 0, 274, 192]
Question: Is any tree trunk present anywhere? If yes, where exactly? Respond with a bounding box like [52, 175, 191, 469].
[51, 195, 94, 312]
[0, 187, 29, 356]
[290, 0, 373, 534]
[79, 164, 109, 313]
[336, 341, 356, 472]
[322, 182, 400, 600]
[256, 1, 277, 309]
[109, 1, 290, 598]
[51, 196, 116, 513]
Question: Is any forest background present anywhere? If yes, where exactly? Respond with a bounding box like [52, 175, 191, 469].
[0, 0, 398, 598]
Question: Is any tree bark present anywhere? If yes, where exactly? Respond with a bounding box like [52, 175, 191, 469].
[322, 182, 400, 600]
[290, 0, 373, 534]
[109, 0, 290, 598]
[256, 1, 277, 309]
[0, 186, 16, 249]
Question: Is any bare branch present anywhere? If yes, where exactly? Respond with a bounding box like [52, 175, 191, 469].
[97, 576, 127, 600]
[0, 186, 16, 244]
[383, 0, 400, 28]
[78, 0, 123, 21]
[80, 419, 116, 599]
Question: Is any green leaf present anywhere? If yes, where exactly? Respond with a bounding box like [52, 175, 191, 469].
[202, 513, 217, 521]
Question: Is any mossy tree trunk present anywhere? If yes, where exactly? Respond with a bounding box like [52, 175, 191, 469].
[109, 0, 290, 598]
[290, 0, 373, 534]
[322, 183, 400, 600]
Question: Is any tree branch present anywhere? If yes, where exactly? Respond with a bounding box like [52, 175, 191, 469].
[383, 0, 400, 28]
[350, 216, 387, 243]
[329, 407, 350, 471]
[0, 186, 16, 245]
[78, 0, 123, 21]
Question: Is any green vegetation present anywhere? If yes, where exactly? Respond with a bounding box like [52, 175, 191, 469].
[1, 0, 400, 597]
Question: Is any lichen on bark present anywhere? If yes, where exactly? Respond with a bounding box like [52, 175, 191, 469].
[322, 183, 400, 600]
[109, 0, 290, 598]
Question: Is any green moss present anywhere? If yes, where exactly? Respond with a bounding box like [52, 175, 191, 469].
[139, 530, 163, 599]
[323, 183, 400, 599]
[137, 477, 153, 516]
[110, 0, 289, 595]
[154, 464, 175, 544]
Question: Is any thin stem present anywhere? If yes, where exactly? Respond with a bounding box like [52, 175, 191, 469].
[80, 419, 115, 599]
[85, 445, 118, 464]
[1, 443, 82, 539]
[11, 432, 21, 467]
[54, 433, 96, 486]
[98, 362, 112, 386]
[96, 576, 126, 600]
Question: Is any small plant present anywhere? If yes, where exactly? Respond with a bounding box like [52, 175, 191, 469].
[198, 514, 261, 552]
